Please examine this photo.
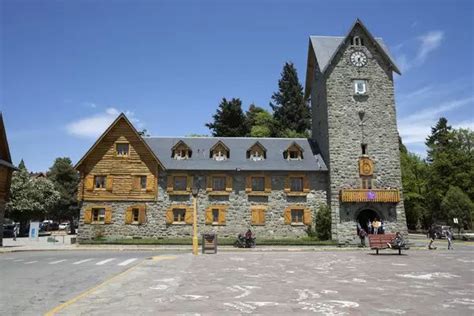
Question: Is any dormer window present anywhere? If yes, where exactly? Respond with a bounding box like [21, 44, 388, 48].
[210, 141, 230, 161]
[171, 141, 192, 160]
[351, 36, 364, 46]
[354, 80, 367, 95]
[283, 142, 304, 160]
[246, 142, 266, 161]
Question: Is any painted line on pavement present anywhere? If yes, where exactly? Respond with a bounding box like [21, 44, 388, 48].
[49, 259, 67, 265]
[44, 256, 177, 316]
[73, 258, 93, 265]
[117, 258, 137, 266]
[96, 258, 115, 265]
[24, 261, 38, 264]
[13, 259, 25, 262]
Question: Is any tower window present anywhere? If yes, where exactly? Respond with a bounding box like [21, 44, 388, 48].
[354, 80, 367, 95]
[351, 36, 364, 46]
[361, 144, 368, 155]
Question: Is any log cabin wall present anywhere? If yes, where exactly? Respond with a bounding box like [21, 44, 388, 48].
[77, 119, 159, 202]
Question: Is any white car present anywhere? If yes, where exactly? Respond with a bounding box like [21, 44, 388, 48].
[59, 223, 70, 230]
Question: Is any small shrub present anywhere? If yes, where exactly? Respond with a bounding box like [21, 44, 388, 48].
[315, 205, 331, 240]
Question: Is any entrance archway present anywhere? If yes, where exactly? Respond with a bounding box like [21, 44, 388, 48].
[357, 209, 380, 233]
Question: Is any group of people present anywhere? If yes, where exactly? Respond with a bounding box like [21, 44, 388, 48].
[357, 218, 385, 245]
[428, 225, 454, 250]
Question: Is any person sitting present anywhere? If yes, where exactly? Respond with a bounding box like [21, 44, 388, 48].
[387, 232, 405, 249]
[245, 229, 253, 247]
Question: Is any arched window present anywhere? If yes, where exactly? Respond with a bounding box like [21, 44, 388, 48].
[352, 36, 364, 46]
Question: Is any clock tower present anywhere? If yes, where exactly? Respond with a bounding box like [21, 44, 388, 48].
[304, 19, 407, 243]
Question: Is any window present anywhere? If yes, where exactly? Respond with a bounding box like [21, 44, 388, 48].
[291, 209, 304, 223]
[205, 205, 227, 225]
[290, 177, 304, 192]
[210, 141, 230, 161]
[354, 80, 367, 95]
[173, 208, 186, 223]
[172, 141, 192, 160]
[285, 174, 310, 195]
[361, 176, 373, 189]
[283, 142, 304, 160]
[140, 176, 147, 190]
[246, 142, 266, 161]
[351, 36, 364, 46]
[94, 176, 106, 189]
[92, 208, 106, 223]
[174, 176, 188, 191]
[251, 177, 265, 192]
[116, 143, 129, 157]
[284, 206, 312, 225]
[212, 176, 226, 191]
[132, 208, 140, 223]
[361, 144, 368, 156]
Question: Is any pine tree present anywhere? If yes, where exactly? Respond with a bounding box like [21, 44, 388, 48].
[270, 62, 310, 134]
[47, 157, 80, 233]
[206, 98, 249, 137]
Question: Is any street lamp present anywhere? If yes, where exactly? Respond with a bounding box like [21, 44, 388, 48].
[191, 178, 200, 255]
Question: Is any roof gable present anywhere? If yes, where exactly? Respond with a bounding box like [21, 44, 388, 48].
[305, 19, 400, 98]
[0, 113, 15, 169]
[75, 113, 164, 170]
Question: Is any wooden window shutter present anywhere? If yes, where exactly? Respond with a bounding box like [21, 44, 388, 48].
[303, 176, 310, 193]
[139, 205, 147, 224]
[167, 175, 173, 192]
[106, 176, 113, 192]
[303, 208, 312, 225]
[251, 208, 259, 225]
[146, 176, 154, 192]
[284, 177, 290, 193]
[225, 176, 233, 192]
[245, 176, 252, 193]
[186, 175, 193, 192]
[284, 208, 291, 224]
[84, 207, 92, 224]
[104, 206, 112, 224]
[132, 176, 140, 191]
[185, 207, 193, 224]
[205, 208, 212, 224]
[125, 206, 133, 224]
[264, 176, 271, 193]
[85, 176, 94, 191]
[259, 209, 266, 225]
[206, 176, 212, 192]
[218, 208, 226, 225]
[166, 208, 173, 224]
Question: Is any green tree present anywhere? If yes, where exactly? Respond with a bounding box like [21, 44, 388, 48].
[6, 162, 60, 233]
[47, 158, 80, 234]
[441, 186, 473, 230]
[315, 205, 331, 240]
[206, 98, 249, 137]
[270, 62, 310, 134]
[248, 107, 277, 137]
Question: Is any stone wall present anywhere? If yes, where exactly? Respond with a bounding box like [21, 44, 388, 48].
[311, 25, 407, 243]
[77, 171, 328, 241]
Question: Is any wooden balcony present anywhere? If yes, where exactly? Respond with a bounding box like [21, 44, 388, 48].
[340, 189, 400, 203]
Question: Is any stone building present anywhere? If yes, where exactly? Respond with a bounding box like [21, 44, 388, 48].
[76, 19, 407, 244]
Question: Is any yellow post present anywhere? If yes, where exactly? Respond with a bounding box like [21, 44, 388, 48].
[192, 195, 199, 255]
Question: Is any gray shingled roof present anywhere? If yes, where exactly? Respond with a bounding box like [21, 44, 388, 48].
[309, 36, 397, 74]
[144, 137, 327, 172]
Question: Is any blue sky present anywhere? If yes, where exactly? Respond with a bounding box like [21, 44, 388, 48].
[1, 0, 473, 171]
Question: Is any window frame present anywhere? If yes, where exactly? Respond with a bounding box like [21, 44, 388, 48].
[132, 208, 140, 224]
[284, 205, 312, 226]
[285, 174, 310, 196]
[167, 173, 193, 195]
[94, 175, 106, 190]
[92, 208, 106, 224]
[207, 174, 232, 195]
[166, 204, 193, 225]
[115, 142, 130, 158]
[354, 80, 367, 95]
[245, 174, 271, 196]
[205, 205, 228, 225]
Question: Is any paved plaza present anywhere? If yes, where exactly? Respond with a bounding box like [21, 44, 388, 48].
[48, 246, 474, 315]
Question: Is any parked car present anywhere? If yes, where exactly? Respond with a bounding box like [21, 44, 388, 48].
[59, 223, 70, 230]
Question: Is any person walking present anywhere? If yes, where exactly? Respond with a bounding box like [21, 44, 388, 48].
[367, 220, 372, 234]
[359, 228, 367, 247]
[428, 225, 437, 250]
[446, 228, 454, 250]
[13, 223, 19, 241]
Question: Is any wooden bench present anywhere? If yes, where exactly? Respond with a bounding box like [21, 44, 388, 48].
[368, 234, 406, 255]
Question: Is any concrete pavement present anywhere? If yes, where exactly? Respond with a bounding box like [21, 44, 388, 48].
[49, 246, 474, 315]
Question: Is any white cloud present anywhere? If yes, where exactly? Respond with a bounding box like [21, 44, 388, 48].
[66, 107, 143, 138]
[399, 96, 474, 145]
[417, 31, 444, 62]
[82, 102, 97, 108]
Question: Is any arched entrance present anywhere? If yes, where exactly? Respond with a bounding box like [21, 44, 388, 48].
[357, 209, 380, 233]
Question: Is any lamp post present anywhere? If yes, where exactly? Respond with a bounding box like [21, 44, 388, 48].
[191, 179, 200, 255]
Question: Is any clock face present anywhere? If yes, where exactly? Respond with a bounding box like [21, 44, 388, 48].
[362, 162, 372, 175]
[351, 51, 367, 67]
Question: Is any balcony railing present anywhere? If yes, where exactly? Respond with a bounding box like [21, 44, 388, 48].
[340, 189, 400, 203]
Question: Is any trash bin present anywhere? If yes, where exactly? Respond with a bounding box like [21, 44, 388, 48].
[202, 233, 217, 254]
